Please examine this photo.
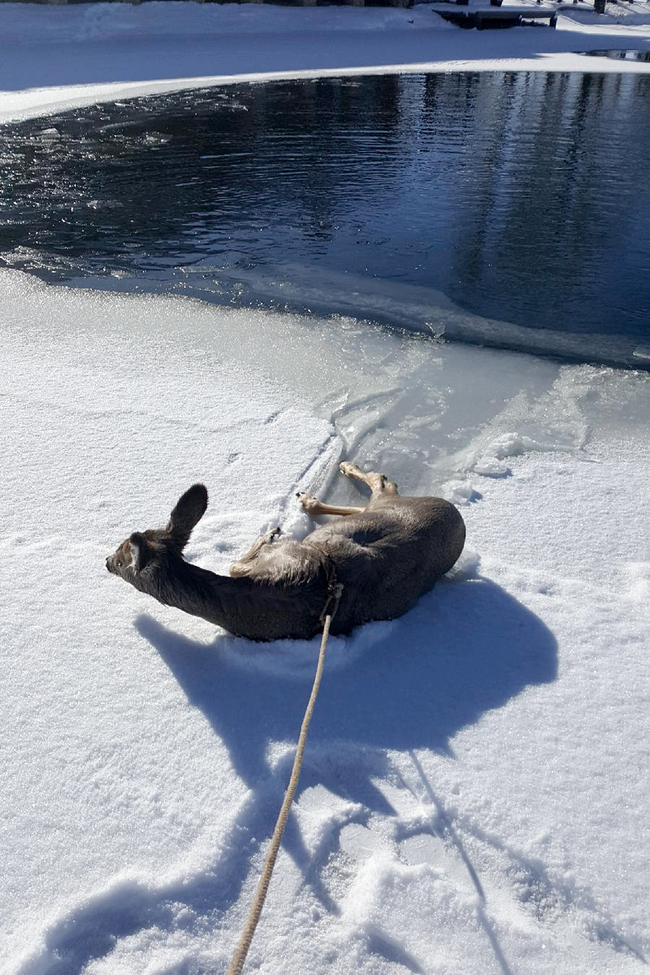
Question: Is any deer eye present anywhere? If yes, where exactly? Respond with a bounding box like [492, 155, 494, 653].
[116, 559, 123, 568]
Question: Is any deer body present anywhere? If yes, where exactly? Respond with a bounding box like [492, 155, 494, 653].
[106, 462, 465, 640]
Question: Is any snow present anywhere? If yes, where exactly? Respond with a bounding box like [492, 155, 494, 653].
[1, 5, 650, 974]
[1, 1, 650, 122]
[2, 268, 649, 974]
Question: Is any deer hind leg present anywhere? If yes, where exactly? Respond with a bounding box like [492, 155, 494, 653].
[339, 460, 399, 497]
[297, 493, 365, 517]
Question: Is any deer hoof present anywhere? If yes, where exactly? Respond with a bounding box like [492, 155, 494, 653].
[297, 493, 318, 511]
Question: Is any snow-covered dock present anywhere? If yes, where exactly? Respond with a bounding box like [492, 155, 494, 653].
[432, 2, 561, 28]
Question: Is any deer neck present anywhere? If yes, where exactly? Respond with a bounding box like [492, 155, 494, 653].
[138, 556, 322, 641]
[144, 558, 231, 624]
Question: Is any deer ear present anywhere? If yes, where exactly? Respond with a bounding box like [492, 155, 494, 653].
[166, 484, 208, 550]
[129, 532, 150, 572]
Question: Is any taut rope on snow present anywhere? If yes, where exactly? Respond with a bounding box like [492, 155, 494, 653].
[225, 580, 344, 975]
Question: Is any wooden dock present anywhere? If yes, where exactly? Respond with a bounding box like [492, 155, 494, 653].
[430, 1, 560, 27]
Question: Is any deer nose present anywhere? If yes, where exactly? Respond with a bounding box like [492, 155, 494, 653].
[105, 558, 112, 572]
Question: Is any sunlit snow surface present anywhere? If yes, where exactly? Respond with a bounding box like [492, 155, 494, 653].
[2, 268, 649, 974]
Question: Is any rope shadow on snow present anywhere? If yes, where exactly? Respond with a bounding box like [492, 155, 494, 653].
[142, 575, 557, 890]
[17, 578, 556, 975]
[135, 575, 558, 868]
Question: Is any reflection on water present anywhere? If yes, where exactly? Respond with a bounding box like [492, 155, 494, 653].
[579, 49, 650, 63]
[1, 71, 649, 365]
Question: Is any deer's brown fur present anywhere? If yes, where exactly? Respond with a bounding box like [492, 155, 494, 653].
[106, 461, 466, 641]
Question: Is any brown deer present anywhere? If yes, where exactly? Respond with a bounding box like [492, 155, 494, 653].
[106, 461, 466, 641]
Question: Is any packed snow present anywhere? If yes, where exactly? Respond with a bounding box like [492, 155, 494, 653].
[1, 4, 650, 975]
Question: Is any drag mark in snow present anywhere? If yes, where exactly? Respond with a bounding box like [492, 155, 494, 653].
[620, 562, 650, 602]
[15, 881, 175, 975]
[273, 431, 341, 536]
[15, 657, 644, 973]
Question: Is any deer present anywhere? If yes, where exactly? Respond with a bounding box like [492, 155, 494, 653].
[106, 460, 466, 641]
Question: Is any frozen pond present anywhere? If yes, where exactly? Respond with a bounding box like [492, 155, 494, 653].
[1, 71, 650, 367]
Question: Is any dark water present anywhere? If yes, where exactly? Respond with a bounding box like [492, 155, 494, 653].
[1, 71, 650, 366]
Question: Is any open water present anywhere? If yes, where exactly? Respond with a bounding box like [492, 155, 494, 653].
[1, 71, 649, 366]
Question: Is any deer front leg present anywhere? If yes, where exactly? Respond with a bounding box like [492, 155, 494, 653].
[230, 527, 281, 576]
[297, 493, 365, 517]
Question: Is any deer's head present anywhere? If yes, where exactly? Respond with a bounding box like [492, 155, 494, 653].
[106, 483, 208, 586]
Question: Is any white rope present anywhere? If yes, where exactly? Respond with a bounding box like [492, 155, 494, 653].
[225, 583, 344, 975]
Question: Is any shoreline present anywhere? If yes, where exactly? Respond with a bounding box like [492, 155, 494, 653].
[1, 1, 650, 122]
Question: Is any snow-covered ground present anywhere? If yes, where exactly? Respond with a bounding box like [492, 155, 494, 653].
[1, 0, 650, 122]
[1, 5, 650, 975]
[3, 270, 649, 975]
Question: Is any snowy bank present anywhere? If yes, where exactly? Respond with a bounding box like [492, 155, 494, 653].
[2, 269, 649, 974]
[2, 1, 650, 122]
